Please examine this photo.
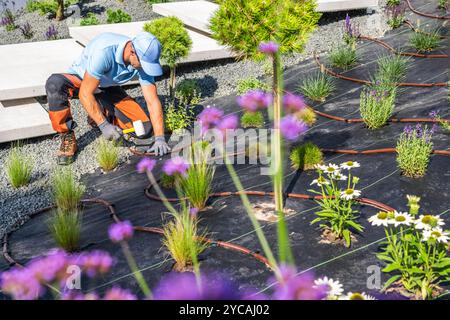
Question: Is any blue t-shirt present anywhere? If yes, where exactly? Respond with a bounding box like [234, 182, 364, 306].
[68, 32, 155, 87]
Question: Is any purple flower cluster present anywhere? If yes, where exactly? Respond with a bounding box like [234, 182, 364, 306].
[136, 158, 156, 173]
[271, 265, 326, 300]
[162, 156, 190, 177]
[403, 124, 435, 143]
[197, 106, 224, 133]
[103, 287, 137, 300]
[45, 24, 58, 40]
[280, 115, 308, 141]
[108, 221, 134, 243]
[216, 114, 239, 133]
[237, 90, 273, 112]
[258, 41, 279, 55]
[387, 2, 406, 19]
[283, 92, 307, 113]
[345, 14, 353, 37]
[1, 249, 114, 300]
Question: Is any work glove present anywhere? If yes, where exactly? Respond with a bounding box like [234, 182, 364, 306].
[98, 120, 123, 141]
[148, 135, 171, 156]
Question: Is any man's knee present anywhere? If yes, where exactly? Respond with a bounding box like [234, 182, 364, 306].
[46, 74, 70, 110]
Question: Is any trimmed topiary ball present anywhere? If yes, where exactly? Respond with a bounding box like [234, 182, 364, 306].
[295, 107, 317, 126]
[241, 111, 265, 128]
[290, 142, 323, 170]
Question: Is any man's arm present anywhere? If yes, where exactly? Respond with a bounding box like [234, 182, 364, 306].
[141, 83, 164, 136]
[79, 71, 105, 125]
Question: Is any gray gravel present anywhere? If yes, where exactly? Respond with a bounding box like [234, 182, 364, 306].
[0, 2, 390, 238]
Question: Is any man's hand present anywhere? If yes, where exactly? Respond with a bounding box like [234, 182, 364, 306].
[148, 136, 170, 156]
[98, 120, 123, 141]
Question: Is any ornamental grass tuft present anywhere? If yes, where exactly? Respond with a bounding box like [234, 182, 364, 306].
[51, 167, 85, 213]
[290, 142, 323, 170]
[298, 73, 335, 102]
[329, 45, 358, 70]
[241, 111, 265, 128]
[96, 137, 120, 172]
[5, 142, 33, 188]
[410, 29, 441, 53]
[375, 55, 409, 84]
[49, 208, 82, 252]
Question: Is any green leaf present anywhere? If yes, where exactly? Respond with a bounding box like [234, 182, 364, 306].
[342, 230, 351, 247]
[383, 275, 401, 290]
[382, 263, 401, 273]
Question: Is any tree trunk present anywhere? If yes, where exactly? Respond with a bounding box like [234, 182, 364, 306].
[56, 0, 64, 21]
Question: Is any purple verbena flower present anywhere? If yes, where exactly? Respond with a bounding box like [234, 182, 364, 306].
[189, 207, 199, 218]
[162, 156, 190, 177]
[237, 90, 273, 112]
[271, 265, 326, 300]
[104, 287, 137, 300]
[108, 221, 134, 243]
[216, 114, 238, 132]
[197, 107, 224, 132]
[279, 115, 308, 141]
[78, 250, 114, 278]
[136, 158, 156, 173]
[62, 291, 99, 300]
[258, 41, 279, 54]
[283, 93, 306, 113]
[0, 268, 43, 300]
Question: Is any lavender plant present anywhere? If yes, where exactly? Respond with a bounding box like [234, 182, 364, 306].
[45, 24, 58, 40]
[429, 110, 450, 131]
[396, 124, 434, 178]
[1, 9, 16, 31]
[343, 14, 359, 48]
[19, 22, 34, 39]
[309, 161, 364, 247]
[360, 82, 396, 129]
[387, 3, 406, 29]
[369, 195, 450, 299]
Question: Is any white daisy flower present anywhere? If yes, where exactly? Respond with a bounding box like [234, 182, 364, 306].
[340, 161, 360, 170]
[368, 211, 391, 227]
[314, 164, 327, 171]
[314, 277, 344, 297]
[323, 164, 340, 175]
[333, 172, 348, 181]
[311, 176, 330, 187]
[389, 211, 413, 227]
[422, 228, 450, 244]
[414, 215, 445, 230]
[340, 292, 376, 300]
[340, 188, 361, 200]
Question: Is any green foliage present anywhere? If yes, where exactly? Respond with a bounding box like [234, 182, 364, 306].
[298, 73, 335, 102]
[438, 0, 450, 10]
[80, 12, 99, 26]
[360, 83, 396, 129]
[162, 208, 208, 272]
[96, 138, 120, 172]
[106, 9, 132, 24]
[373, 196, 450, 300]
[410, 29, 441, 52]
[296, 107, 317, 126]
[241, 111, 265, 128]
[386, 0, 400, 6]
[290, 142, 323, 171]
[236, 77, 269, 95]
[178, 144, 215, 210]
[164, 101, 196, 132]
[309, 162, 363, 247]
[396, 125, 433, 178]
[375, 55, 409, 84]
[1, 9, 16, 31]
[175, 79, 202, 105]
[329, 45, 358, 70]
[51, 167, 85, 213]
[26, 0, 77, 16]
[210, 0, 321, 61]
[5, 143, 33, 188]
[160, 173, 176, 189]
[49, 208, 82, 252]
[143, 17, 192, 68]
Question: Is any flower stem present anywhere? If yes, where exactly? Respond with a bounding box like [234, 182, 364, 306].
[121, 241, 152, 298]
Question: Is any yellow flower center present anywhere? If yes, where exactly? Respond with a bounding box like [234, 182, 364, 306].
[421, 215, 432, 224]
[346, 161, 354, 166]
[326, 167, 335, 173]
[345, 189, 354, 195]
[318, 177, 326, 183]
[431, 231, 442, 238]
[377, 212, 388, 220]
[395, 216, 406, 222]
[349, 293, 365, 300]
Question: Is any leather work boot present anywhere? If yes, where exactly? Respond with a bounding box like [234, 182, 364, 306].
[57, 131, 77, 165]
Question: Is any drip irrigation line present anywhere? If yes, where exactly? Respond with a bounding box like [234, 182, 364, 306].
[2, 199, 272, 272]
[403, 20, 449, 39]
[314, 54, 448, 87]
[358, 35, 448, 58]
[320, 147, 450, 156]
[406, 0, 450, 20]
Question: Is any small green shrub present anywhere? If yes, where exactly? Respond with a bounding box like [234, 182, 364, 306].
[410, 29, 441, 52]
[236, 77, 270, 95]
[298, 73, 335, 102]
[386, 0, 400, 6]
[5, 143, 33, 188]
[360, 83, 396, 129]
[375, 55, 409, 84]
[329, 45, 358, 70]
[396, 125, 433, 178]
[241, 111, 265, 128]
[162, 208, 208, 272]
[296, 107, 317, 126]
[49, 208, 82, 252]
[160, 173, 176, 189]
[51, 167, 85, 213]
[175, 79, 202, 105]
[80, 12, 99, 26]
[144, 17, 192, 99]
[438, 0, 449, 10]
[178, 145, 215, 210]
[290, 142, 323, 170]
[164, 101, 196, 132]
[26, 0, 77, 19]
[106, 9, 132, 24]
[96, 138, 120, 172]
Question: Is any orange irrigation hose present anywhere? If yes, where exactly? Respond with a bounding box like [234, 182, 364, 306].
[406, 0, 450, 20]
[314, 54, 448, 87]
[320, 148, 450, 156]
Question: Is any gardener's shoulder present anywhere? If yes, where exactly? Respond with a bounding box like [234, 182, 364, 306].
[89, 32, 130, 52]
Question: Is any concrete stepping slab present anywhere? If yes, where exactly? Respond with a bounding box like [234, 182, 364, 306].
[0, 39, 83, 101]
[0, 98, 55, 143]
[69, 21, 234, 64]
[317, 0, 379, 12]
